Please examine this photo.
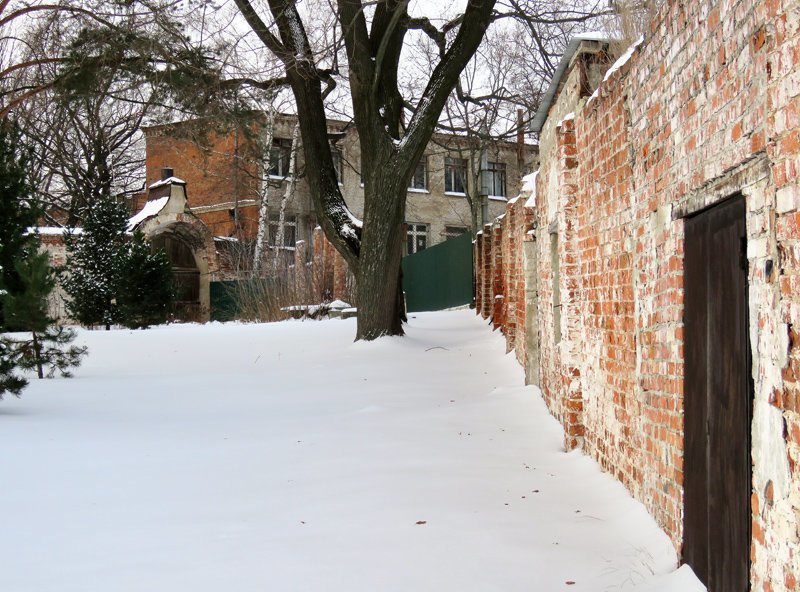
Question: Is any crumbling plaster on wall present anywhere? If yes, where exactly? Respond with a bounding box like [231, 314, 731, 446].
[476, 0, 800, 586]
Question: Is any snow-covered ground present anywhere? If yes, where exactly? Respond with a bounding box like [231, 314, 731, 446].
[0, 310, 704, 592]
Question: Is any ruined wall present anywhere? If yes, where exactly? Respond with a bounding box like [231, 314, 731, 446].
[474, 195, 534, 364]
[477, 0, 800, 588]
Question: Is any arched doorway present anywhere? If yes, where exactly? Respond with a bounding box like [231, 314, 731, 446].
[150, 233, 200, 320]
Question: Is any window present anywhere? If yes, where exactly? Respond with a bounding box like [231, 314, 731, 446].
[444, 157, 467, 194]
[444, 225, 468, 240]
[269, 214, 297, 247]
[408, 158, 428, 191]
[406, 223, 428, 254]
[331, 147, 343, 184]
[485, 161, 507, 197]
[269, 138, 293, 177]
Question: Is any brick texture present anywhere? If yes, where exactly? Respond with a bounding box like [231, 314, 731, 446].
[475, 0, 800, 588]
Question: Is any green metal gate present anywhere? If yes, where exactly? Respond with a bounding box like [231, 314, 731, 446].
[401, 231, 474, 312]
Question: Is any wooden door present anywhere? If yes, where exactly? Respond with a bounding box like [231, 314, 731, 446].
[683, 195, 752, 591]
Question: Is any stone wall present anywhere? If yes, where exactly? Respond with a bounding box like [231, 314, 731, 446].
[476, 0, 800, 588]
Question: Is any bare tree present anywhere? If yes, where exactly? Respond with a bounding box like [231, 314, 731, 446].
[27, 0, 618, 340]
[252, 106, 277, 273]
[225, 0, 498, 339]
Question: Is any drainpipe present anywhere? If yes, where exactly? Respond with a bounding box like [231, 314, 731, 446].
[479, 149, 489, 225]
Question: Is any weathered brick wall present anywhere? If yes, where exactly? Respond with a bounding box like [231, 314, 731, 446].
[143, 126, 261, 238]
[473, 194, 534, 365]
[310, 226, 352, 303]
[475, 0, 800, 587]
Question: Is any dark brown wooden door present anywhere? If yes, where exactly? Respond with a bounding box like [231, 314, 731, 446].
[683, 195, 752, 591]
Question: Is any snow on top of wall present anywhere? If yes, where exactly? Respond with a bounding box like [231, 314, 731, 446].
[507, 196, 520, 205]
[328, 299, 351, 309]
[27, 226, 83, 236]
[574, 31, 610, 42]
[522, 170, 539, 207]
[522, 171, 539, 193]
[128, 196, 169, 231]
[214, 236, 238, 242]
[587, 35, 645, 106]
[558, 112, 575, 127]
[148, 176, 185, 190]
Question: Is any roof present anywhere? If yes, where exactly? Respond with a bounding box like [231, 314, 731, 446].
[128, 196, 169, 231]
[530, 32, 612, 134]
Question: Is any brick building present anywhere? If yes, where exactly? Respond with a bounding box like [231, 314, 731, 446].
[476, 2, 800, 590]
[140, 114, 536, 263]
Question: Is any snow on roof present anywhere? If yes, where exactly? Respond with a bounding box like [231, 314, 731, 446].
[128, 196, 169, 231]
[587, 35, 645, 106]
[507, 196, 520, 205]
[148, 176, 186, 190]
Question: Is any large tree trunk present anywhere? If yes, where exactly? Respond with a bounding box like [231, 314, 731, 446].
[237, 0, 497, 340]
[356, 177, 406, 339]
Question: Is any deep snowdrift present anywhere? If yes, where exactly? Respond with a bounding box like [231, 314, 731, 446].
[0, 311, 703, 592]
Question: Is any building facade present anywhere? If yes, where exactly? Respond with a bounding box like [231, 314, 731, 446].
[140, 114, 536, 264]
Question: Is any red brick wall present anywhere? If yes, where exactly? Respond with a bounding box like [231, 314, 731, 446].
[143, 126, 260, 238]
[475, 0, 800, 587]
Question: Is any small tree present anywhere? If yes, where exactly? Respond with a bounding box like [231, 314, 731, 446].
[2, 251, 86, 379]
[116, 232, 174, 329]
[0, 122, 40, 324]
[0, 120, 40, 397]
[62, 197, 130, 329]
[0, 262, 26, 399]
[63, 197, 175, 330]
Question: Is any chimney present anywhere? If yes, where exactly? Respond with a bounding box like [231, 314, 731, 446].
[160, 167, 174, 181]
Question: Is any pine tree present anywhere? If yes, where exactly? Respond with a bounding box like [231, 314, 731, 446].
[62, 197, 130, 329]
[0, 339, 26, 399]
[62, 197, 176, 330]
[0, 121, 40, 327]
[2, 251, 86, 379]
[0, 121, 40, 397]
[0, 262, 26, 399]
[0, 120, 85, 394]
[116, 232, 174, 329]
